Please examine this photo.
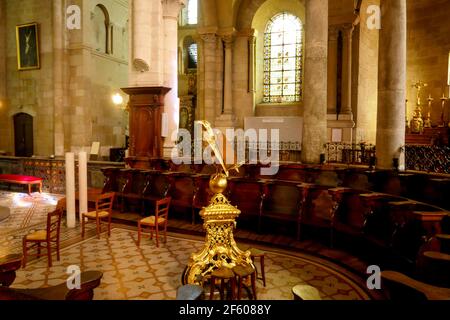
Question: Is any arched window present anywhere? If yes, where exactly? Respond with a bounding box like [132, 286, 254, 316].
[187, 0, 198, 25]
[183, 36, 197, 72]
[263, 13, 303, 103]
[93, 4, 110, 54]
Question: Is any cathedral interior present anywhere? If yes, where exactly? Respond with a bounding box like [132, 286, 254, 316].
[0, 0, 449, 303]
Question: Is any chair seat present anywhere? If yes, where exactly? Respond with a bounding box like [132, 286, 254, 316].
[211, 267, 235, 279]
[26, 230, 47, 241]
[248, 248, 265, 257]
[232, 264, 255, 277]
[83, 210, 110, 219]
[140, 216, 166, 226]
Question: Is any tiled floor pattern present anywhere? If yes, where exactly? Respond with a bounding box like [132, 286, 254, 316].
[0, 192, 65, 257]
[11, 227, 371, 300]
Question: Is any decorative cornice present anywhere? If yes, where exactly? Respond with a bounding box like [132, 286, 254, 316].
[162, 0, 185, 19]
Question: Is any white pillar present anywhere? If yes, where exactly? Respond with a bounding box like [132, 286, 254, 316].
[376, 0, 407, 170]
[65, 153, 76, 228]
[302, 0, 329, 164]
[162, 0, 184, 157]
[130, 0, 163, 86]
[78, 152, 88, 222]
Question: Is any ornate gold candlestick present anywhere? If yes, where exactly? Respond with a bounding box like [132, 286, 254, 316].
[182, 121, 252, 285]
[405, 99, 409, 131]
[424, 94, 433, 128]
[440, 94, 448, 127]
[410, 81, 427, 133]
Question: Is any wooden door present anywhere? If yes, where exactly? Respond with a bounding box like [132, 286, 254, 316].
[14, 113, 34, 157]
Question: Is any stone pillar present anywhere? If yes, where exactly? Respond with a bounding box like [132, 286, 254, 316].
[0, 0, 9, 152]
[302, 0, 328, 164]
[53, 0, 67, 156]
[328, 26, 339, 114]
[248, 34, 256, 93]
[200, 33, 217, 124]
[162, 0, 184, 157]
[376, 0, 406, 170]
[130, 0, 162, 86]
[223, 35, 233, 115]
[341, 23, 354, 115]
[216, 33, 236, 127]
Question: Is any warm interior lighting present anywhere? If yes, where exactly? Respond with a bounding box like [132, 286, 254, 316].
[112, 93, 124, 106]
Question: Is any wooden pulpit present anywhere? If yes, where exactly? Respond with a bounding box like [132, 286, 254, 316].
[121, 87, 171, 169]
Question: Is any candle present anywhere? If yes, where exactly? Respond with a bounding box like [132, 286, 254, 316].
[78, 152, 88, 223]
[65, 153, 76, 228]
[448, 51, 450, 97]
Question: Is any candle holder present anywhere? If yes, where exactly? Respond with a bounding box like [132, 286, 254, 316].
[439, 94, 448, 127]
[410, 81, 427, 133]
[424, 94, 433, 128]
[405, 99, 410, 132]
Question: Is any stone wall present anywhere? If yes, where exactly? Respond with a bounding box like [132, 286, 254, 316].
[0, 0, 129, 159]
[1, 0, 54, 156]
[0, 0, 7, 153]
[406, 0, 450, 125]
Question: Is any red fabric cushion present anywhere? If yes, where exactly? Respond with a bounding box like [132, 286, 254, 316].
[0, 174, 42, 183]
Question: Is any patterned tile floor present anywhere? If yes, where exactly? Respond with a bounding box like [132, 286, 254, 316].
[1, 191, 373, 300]
[12, 228, 370, 300]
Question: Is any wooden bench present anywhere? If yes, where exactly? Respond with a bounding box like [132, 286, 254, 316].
[381, 270, 450, 300]
[0, 174, 43, 195]
[0, 271, 103, 300]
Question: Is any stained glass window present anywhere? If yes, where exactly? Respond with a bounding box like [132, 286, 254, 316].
[187, 43, 198, 69]
[263, 13, 303, 103]
[187, 0, 198, 25]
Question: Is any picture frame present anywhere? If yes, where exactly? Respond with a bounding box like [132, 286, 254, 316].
[15, 22, 40, 71]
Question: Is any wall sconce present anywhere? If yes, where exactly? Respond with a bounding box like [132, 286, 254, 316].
[112, 93, 124, 106]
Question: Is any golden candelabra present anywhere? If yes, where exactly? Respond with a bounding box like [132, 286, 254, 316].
[440, 94, 449, 127]
[182, 121, 253, 285]
[424, 94, 433, 128]
[410, 81, 427, 133]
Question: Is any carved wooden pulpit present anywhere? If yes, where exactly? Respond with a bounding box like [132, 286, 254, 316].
[121, 87, 171, 169]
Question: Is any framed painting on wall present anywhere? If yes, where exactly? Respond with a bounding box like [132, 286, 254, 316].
[16, 22, 40, 71]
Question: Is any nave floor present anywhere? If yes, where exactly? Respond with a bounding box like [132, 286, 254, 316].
[0, 191, 381, 300]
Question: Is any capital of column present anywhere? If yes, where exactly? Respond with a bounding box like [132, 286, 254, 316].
[162, 0, 185, 20]
[199, 33, 217, 44]
[329, 25, 340, 41]
[221, 35, 235, 49]
[218, 29, 236, 49]
[340, 23, 355, 39]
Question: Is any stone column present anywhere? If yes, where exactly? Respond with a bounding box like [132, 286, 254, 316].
[328, 26, 339, 114]
[200, 33, 217, 124]
[216, 33, 236, 127]
[130, 0, 162, 86]
[302, 0, 328, 164]
[0, 0, 10, 152]
[162, 0, 184, 157]
[376, 0, 406, 170]
[248, 34, 256, 93]
[53, 0, 67, 156]
[341, 23, 354, 115]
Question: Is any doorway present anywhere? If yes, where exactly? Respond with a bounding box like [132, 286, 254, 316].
[14, 113, 34, 157]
